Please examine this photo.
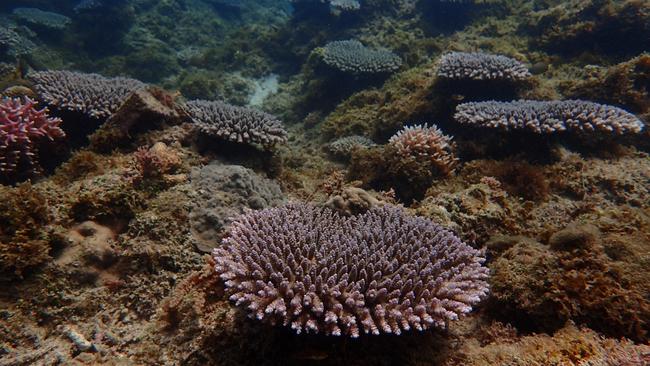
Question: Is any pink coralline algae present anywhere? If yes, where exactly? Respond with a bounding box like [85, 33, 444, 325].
[214, 203, 489, 337]
[0, 97, 65, 176]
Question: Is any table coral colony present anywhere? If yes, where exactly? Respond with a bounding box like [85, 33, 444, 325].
[214, 204, 489, 337]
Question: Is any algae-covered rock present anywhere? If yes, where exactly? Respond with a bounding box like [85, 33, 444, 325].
[0, 183, 59, 277]
[489, 225, 650, 342]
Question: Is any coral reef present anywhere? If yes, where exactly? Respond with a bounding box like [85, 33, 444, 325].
[185, 99, 287, 148]
[292, 0, 361, 14]
[189, 162, 285, 253]
[388, 124, 458, 176]
[329, 0, 361, 12]
[437, 51, 531, 81]
[68, 173, 143, 223]
[327, 135, 376, 159]
[88, 87, 185, 151]
[0, 0, 649, 364]
[416, 180, 511, 244]
[560, 53, 650, 123]
[323, 186, 384, 216]
[0, 26, 36, 58]
[320, 40, 402, 74]
[12, 8, 71, 31]
[348, 145, 442, 203]
[527, 0, 650, 57]
[322, 63, 437, 138]
[214, 203, 489, 337]
[28, 70, 146, 119]
[130, 142, 183, 187]
[0, 97, 65, 179]
[455, 100, 645, 134]
[489, 224, 650, 341]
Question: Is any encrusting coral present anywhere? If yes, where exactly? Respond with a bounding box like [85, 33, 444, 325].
[214, 203, 489, 337]
[189, 162, 285, 253]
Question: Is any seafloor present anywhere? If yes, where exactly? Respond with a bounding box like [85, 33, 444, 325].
[1, 0, 649, 365]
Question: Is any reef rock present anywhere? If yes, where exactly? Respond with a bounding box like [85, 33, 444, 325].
[189, 162, 285, 253]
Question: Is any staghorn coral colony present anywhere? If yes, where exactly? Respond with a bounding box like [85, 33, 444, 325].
[0, 0, 649, 365]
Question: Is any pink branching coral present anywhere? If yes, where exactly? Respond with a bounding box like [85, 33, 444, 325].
[388, 124, 458, 175]
[0, 97, 65, 176]
[214, 203, 489, 337]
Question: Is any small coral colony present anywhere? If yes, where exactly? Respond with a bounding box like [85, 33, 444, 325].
[1, 1, 649, 365]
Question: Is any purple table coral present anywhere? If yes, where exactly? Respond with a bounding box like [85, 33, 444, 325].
[184, 99, 287, 148]
[455, 100, 645, 134]
[214, 203, 489, 337]
[28, 70, 146, 119]
[437, 52, 531, 81]
[0, 97, 65, 176]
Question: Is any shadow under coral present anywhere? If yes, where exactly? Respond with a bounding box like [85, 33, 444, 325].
[156, 260, 455, 366]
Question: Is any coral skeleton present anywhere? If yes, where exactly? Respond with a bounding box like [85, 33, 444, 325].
[214, 203, 489, 337]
